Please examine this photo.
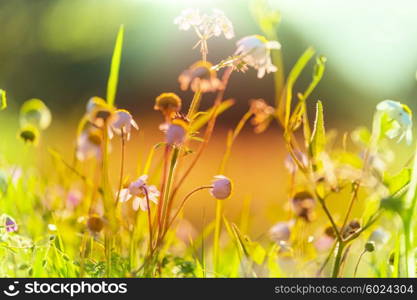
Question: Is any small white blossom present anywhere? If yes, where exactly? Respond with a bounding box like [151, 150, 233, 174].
[174, 8, 201, 31]
[376, 100, 413, 144]
[111, 109, 138, 140]
[175, 8, 234, 40]
[269, 222, 291, 243]
[210, 175, 232, 199]
[76, 127, 102, 161]
[119, 175, 159, 211]
[166, 121, 187, 145]
[235, 35, 281, 78]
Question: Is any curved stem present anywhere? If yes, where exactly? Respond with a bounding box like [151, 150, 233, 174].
[353, 249, 366, 278]
[165, 185, 212, 231]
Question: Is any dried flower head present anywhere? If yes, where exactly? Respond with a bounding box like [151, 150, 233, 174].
[179, 61, 223, 93]
[291, 191, 316, 222]
[235, 35, 281, 78]
[87, 214, 104, 233]
[250, 98, 275, 133]
[154, 93, 182, 119]
[210, 175, 232, 200]
[342, 219, 361, 238]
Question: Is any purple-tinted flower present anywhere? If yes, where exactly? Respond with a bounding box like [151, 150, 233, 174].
[5, 216, 18, 233]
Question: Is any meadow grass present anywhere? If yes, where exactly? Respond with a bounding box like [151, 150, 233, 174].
[0, 2, 416, 278]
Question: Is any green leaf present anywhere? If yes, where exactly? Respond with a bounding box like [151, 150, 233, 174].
[278, 47, 315, 127]
[383, 168, 411, 195]
[0, 89, 6, 110]
[190, 99, 235, 132]
[309, 100, 326, 159]
[106, 25, 124, 107]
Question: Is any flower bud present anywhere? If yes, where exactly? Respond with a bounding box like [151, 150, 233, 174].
[210, 175, 232, 199]
[365, 241, 375, 252]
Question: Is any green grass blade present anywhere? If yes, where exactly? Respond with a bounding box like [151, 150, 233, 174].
[0, 89, 7, 110]
[310, 100, 326, 158]
[106, 25, 124, 107]
[277, 47, 315, 127]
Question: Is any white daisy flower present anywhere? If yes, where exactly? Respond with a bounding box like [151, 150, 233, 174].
[119, 175, 159, 211]
[210, 175, 232, 199]
[110, 109, 138, 140]
[376, 99, 413, 144]
[235, 35, 281, 78]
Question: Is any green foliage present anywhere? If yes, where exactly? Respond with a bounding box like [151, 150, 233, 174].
[0, 89, 6, 110]
[106, 25, 124, 107]
[309, 100, 326, 162]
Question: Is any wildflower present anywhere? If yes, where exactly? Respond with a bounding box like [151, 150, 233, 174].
[119, 175, 160, 211]
[291, 191, 316, 222]
[166, 119, 188, 145]
[86, 97, 115, 128]
[76, 125, 103, 161]
[269, 221, 291, 243]
[67, 189, 82, 208]
[174, 8, 202, 31]
[174, 8, 234, 40]
[210, 175, 232, 199]
[315, 226, 335, 252]
[175, 9, 234, 59]
[250, 98, 275, 133]
[5, 216, 18, 233]
[87, 214, 104, 233]
[368, 228, 390, 246]
[18, 125, 40, 145]
[110, 109, 138, 140]
[154, 93, 182, 119]
[206, 9, 234, 39]
[179, 61, 223, 93]
[235, 35, 281, 78]
[19, 98, 52, 130]
[376, 99, 413, 144]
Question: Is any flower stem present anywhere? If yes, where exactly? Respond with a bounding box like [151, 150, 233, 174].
[213, 198, 224, 275]
[115, 129, 126, 205]
[332, 241, 345, 278]
[353, 249, 366, 278]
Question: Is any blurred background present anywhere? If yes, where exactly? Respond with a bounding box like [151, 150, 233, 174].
[1, 0, 417, 235]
